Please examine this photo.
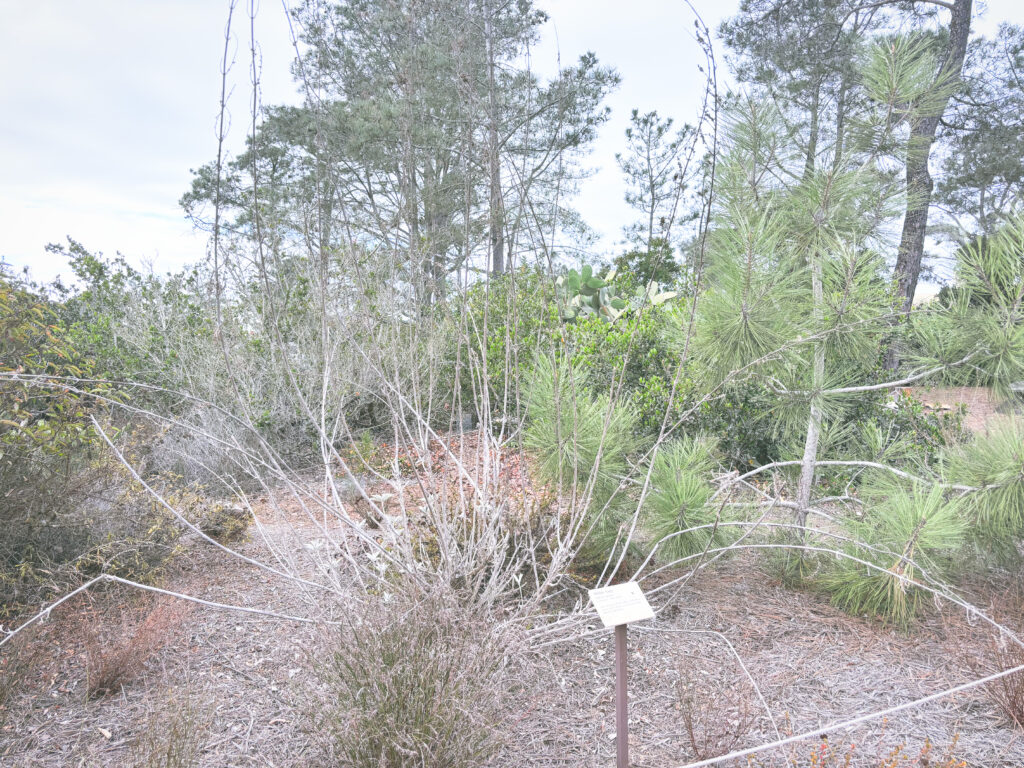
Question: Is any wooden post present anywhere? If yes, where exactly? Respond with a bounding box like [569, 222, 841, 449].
[588, 582, 651, 768]
[615, 623, 628, 768]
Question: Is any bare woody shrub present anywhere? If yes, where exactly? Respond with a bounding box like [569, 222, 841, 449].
[963, 628, 1024, 730]
[675, 661, 758, 762]
[313, 584, 510, 768]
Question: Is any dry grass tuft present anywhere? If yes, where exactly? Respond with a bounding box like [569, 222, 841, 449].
[85, 598, 191, 699]
[974, 633, 1024, 729]
[0, 627, 41, 730]
[131, 684, 210, 768]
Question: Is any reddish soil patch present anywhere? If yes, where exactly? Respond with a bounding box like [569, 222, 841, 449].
[908, 385, 1019, 435]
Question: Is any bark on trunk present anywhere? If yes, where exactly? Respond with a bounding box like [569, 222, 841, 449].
[486, 1, 505, 277]
[796, 255, 825, 529]
[892, 0, 973, 315]
[803, 83, 821, 181]
[489, 136, 505, 276]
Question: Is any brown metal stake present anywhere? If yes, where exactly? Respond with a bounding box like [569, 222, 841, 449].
[615, 623, 628, 768]
[589, 582, 651, 768]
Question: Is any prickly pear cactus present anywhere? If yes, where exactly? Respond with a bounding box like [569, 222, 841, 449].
[555, 265, 628, 321]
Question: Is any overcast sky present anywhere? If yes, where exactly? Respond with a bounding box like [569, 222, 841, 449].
[0, 1, 1014, 284]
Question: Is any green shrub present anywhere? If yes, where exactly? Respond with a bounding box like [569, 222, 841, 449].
[642, 436, 732, 561]
[821, 483, 965, 627]
[692, 379, 784, 469]
[567, 302, 677, 433]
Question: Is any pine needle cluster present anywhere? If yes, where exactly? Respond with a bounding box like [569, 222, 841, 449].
[822, 483, 965, 627]
[523, 354, 638, 561]
[945, 420, 1024, 543]
[641, 436, 731, 561]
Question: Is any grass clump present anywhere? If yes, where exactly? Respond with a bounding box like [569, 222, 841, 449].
[0, 628, 41, 732]
[85, 598, 190, 699]
[131, 685, 210, 768]
[315, 585, 508, 767]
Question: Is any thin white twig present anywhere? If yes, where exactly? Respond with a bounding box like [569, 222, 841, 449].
[0, 574, 329, 651]
[672, 661, 1024, 768]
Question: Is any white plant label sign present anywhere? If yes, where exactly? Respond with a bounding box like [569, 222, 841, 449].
[588, 582, 654, 628]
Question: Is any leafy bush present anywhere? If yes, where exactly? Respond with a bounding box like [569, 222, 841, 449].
[866, 391, 967, 462]
[567, 304, 678, 432]
[0, 272, 101, 521]
[314, 587, 507, 767]
[0, 273, 126, 618]
[612, 237, 683, 288]
[692, 379, 785, 469]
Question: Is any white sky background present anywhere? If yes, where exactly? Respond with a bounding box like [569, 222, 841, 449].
[0, 0, 1015, 285]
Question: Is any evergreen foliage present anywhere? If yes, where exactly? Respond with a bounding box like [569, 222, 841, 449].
[523, 355, 638, 562]
[946, 420, 1024, 542]
[642, 436, 731, 561]
[823, 483, 966, 627]
[523, 355, 636, 506]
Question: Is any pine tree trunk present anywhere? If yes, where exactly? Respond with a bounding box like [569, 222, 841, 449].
[803, 83, 820, 180]
[796, 255, 825, 529]
[892, 0, 973, 315]
[489, 136, 505, 276]
[486, 1, 505, 277]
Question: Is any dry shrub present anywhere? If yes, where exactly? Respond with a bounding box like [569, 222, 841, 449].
[954, 596, 1024, 730]
[85, 597, 191, 699]
[195, 502, 251, 543]
[131, 684, 210, 768]
[747, 720, 965, 768]
[313, 583, 510, 767]
[0, 628, 42, 730]
[676, 662, 758, 762]
[973, 632, 1024, 729]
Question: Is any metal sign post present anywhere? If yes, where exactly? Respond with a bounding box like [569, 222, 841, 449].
[589, 582, 655, 768]
[615, 623, 629, 766]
